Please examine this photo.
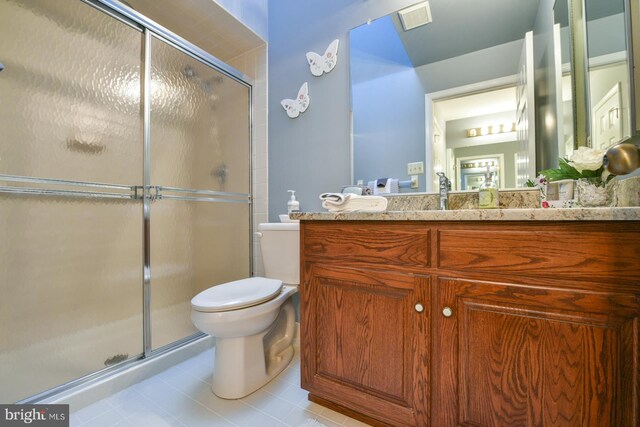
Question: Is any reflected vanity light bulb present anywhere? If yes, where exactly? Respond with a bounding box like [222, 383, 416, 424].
[490, 124, 500, 134]
[480, 126, 489, 136]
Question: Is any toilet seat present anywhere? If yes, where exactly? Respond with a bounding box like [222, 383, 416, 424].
[191, 277, 283, 313]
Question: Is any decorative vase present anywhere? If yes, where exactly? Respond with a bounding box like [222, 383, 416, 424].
[576, 177, 617, 207]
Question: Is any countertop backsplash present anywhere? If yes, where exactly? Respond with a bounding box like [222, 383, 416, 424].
[384, 188, 541, 211]
[617, 176, 640, 207]
[384, 176, 639, 211]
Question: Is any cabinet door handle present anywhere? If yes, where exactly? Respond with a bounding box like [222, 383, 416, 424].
[414, 303, 425, 313]
[442, 307, 453, 317]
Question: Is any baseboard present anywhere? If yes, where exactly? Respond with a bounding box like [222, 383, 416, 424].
[41, 336, 214, 410]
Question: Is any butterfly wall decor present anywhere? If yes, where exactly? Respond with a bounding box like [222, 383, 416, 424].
[281, 82, 310, 119]
[306, 39, 339, 77]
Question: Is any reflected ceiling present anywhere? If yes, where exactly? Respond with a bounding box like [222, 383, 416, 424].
[391, 0, 625, 68]
[434, 87, 517, 123]
[392, 0, 540, 67]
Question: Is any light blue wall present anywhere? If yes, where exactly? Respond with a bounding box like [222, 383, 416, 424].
[351, 16, 426, 191]
[213, 0, 268, 40]
[587, 14, 627, 58]
[267, 0, 418, 219]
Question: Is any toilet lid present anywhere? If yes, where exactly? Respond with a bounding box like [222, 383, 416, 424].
[191, 277, 283, 313]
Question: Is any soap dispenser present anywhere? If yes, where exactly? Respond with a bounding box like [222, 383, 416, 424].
[287, 190, 300, 214]
[478, 166, 499, 209]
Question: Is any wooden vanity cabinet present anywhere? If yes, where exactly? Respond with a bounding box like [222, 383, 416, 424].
[300, 220, 640, 427]
[300, 222, 431, 426]
[433, 276, 639, 427]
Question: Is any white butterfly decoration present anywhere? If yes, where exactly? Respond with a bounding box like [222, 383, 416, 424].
[306, 39, 339, 77]
[281, 82, 310, 119]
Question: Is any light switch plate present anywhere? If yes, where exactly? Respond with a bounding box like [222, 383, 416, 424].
[408, 162, 424, 175]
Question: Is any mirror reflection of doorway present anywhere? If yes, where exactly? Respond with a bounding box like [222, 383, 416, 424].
[456, 155, 505, 190]
[431, 85, 518, 191]
[592, 82, 623, 150]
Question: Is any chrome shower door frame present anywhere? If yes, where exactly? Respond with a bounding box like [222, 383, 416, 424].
[7, 0, 254, 403]
[97, 0, 255, 359]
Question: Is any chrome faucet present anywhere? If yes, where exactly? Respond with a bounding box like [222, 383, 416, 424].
[436, 172, 451, 210]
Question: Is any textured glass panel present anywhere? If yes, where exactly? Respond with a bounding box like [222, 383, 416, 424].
[150, 36, 250, 194]
[0, 195, 143, 403]
[150, 200, 250, 349]
[0, 1, 143, 185]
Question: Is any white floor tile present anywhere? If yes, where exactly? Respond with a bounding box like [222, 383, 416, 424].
[68, 413, 82, 427]
[296, 399, 326, 416]
[243, 389, 296, 420]
[111, 393, 174, 427]
[281, 406, 324, 427]
[319, 407, 347, 425]
[176, 359, 213, 384]
[80, 408, 126, 427]
[106, 386, 142, 408]
[271, 382, 308, 406]
[73, 399, 113, 425]
[131, 376, 167, 397]
[220, 403, 281, 427]
[262, 376, 291, 395]
[175, 402, 235, 427]
[342, 418, 371, 427]
[136, 383, 197, 419]
[278, 365, 302, 386]
[70, 346, 366, 427]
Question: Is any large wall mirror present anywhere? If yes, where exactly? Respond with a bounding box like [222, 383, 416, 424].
[350, 0, 635, 192]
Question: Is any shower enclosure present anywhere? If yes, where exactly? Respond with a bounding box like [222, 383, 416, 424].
[0, 0, 252, 403]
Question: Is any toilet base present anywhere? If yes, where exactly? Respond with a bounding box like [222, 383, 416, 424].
[211, 298, 296, 399]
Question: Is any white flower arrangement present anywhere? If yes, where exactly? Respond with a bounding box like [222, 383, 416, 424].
[529, 147, 617, 208]
[567, 147, 604, 173]
[534, 147, 613, 184]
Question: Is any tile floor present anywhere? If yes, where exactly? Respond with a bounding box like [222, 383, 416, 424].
[70, 345, 369, 427]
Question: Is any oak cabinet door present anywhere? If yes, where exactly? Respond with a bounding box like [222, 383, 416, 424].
[433, 276, 639, 427]
[301, 264, 430, 427]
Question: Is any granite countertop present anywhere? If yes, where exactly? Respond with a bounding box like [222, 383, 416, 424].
[291, 207, 640, 221]
[294, 179, 640, 221]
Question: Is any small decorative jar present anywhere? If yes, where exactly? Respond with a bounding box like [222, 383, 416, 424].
[576, 177, 617, 207]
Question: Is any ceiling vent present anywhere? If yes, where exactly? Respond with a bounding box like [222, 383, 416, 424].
[398, 1, 432, 31]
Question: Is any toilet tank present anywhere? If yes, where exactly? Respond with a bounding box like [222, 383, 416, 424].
[257, 223, 299, 284]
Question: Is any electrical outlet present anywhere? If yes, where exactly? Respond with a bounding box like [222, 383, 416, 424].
[408, 161, 424, 175]
[410, 175, 419, 189]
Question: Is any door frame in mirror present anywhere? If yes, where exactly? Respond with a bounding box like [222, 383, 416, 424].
[568, 0, 591, 148]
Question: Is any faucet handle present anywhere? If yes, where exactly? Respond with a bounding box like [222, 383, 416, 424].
[436, 172, 450, 187]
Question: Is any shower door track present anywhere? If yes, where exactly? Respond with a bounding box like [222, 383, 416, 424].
[13, 0, 254, 404]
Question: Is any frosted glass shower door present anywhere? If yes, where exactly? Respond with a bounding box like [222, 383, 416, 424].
[148, 36, 251, 350]
[0, 1, 144, 402]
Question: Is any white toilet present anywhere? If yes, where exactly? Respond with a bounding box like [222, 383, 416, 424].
[191, 222, 299, 399]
